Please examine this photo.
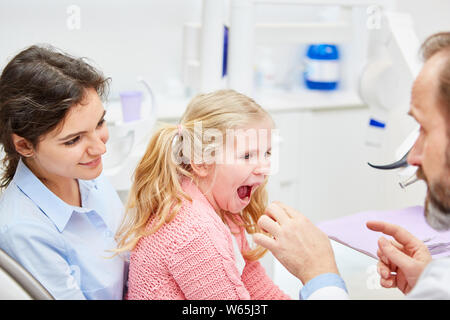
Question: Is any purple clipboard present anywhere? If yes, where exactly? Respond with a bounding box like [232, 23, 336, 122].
[317, 206, 450, 259]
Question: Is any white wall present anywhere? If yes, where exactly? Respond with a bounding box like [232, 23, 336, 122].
[0, 1, 347, 99]
[395, 0, 450, 43]
[0, 0, 203, 98]
[1, 0, 449, 97]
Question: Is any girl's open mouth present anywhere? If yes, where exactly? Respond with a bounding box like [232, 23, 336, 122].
[237, 185, 253, 201]
[238, 186, 252, 200]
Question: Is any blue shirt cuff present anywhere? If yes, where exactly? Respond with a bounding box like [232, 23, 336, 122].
[299, 273, 348, 300]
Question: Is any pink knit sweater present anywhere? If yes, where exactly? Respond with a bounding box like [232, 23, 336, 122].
[126, 179, 291, 300]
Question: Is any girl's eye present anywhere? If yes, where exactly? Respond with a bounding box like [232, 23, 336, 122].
[64, 136, 80, 146]
[243, 153, 251, 160]
[97, 118, 105, 128]
[265, 151, 272, 158]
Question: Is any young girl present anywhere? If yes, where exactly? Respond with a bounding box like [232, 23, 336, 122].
[0, 45, 127, 299]
[115, 89, 290, 299]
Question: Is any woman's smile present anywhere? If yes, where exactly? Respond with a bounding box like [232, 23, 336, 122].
[79, 157, 102, 167]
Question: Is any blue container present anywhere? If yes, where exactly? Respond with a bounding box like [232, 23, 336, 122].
[304, 44, 340, 90]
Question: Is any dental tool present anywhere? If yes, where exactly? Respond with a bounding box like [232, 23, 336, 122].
[399, 172, 419, 189]
[367, 150, 409, 170]
[367, 148, 420, 189]
[367, 126, 420, 189]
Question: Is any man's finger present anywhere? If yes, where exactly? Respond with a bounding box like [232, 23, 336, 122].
[378, 236, 415, 272]
[257, 214, 281, 238]
[377, 260, 396, 280]
[378, 261, 389, 279]
[391, 239, 404, 250]
[380, 277, 397, 289]
[273, 201, 296, 219]
[252, 233, 277, 252]
[367, 221, 423, 250]
[264, 202, 290, 225]
[377, 246, 402, 272]
[377, 249, 389, 265]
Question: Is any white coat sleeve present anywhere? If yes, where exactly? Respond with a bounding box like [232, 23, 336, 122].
[407, 258, 450, 300]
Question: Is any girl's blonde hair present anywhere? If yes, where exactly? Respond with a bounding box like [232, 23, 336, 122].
[114, 89, 272, 261]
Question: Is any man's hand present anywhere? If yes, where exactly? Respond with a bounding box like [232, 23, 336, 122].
[253, 201, 339, 284]
[366, 221, 432, 294]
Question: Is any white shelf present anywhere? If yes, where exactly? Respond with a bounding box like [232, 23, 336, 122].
[104, 88, 366, 124]
[254, 88, 366, 113]
[153, 88, 366, 121]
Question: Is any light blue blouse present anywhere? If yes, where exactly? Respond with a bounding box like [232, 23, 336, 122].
[0, 159, 127, 299]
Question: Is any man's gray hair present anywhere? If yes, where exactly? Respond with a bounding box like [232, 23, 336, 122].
[420, 32, 450, 115]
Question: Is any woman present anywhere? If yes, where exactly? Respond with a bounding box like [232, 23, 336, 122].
[0, 45, 127, 299]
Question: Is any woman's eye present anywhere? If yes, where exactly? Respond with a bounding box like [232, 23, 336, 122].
[64, 136, 80, 146]
[265, 151, 272, 158]
[243, 153, 250, 160]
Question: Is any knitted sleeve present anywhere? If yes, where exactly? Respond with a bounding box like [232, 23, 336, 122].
[235, 226, 291, 300]
[241, 259, 291, 300]
[166, 222, 251, 300]
[225, 215, 291, 300]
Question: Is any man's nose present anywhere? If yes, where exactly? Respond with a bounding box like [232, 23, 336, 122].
[407, 138, 423, 167]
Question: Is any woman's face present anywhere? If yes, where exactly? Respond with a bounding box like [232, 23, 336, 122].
[27, 88, 108, 183]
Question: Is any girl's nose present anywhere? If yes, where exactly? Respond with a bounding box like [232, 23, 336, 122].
[254, 157, 271, 175]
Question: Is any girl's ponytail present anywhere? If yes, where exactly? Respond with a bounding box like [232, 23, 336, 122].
[114, 124, 192, 253]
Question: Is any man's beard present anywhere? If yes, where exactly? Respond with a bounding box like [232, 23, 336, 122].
[417, 167, 450, 230]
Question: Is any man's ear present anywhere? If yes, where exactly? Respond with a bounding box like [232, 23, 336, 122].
[190, 160, 214, 178]
[11, 133, 35, 158]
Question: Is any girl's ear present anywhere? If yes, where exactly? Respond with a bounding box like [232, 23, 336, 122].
[190, 161, 214, 178]
[11, 133, 35, 158]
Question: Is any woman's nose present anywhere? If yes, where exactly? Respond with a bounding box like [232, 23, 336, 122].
[87, 134, 107, 156]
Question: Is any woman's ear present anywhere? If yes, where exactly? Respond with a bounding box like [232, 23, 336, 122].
[190, 161, 214, 178]
[11, 134, 35, 158]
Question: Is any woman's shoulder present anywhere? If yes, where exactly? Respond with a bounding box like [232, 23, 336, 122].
[0, 181, 50, 225]
[0, 182, 63, 252]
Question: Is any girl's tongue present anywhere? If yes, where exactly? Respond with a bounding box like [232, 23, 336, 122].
[237, 185, 252, 200]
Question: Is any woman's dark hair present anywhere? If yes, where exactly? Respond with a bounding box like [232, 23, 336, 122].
[0, 45, 110, 189]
